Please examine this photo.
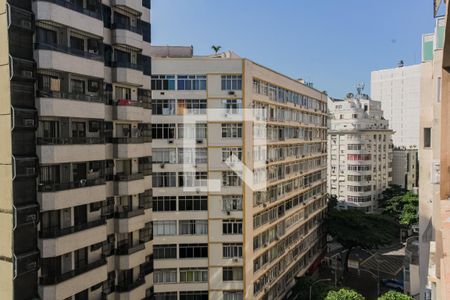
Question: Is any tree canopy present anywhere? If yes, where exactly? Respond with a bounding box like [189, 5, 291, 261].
[325, 288, 365, 300]
[379, 185, 406, 208]
[378, 291, 413, 300]
[291, 276, 333, 300]
[383, 192, 418, 226]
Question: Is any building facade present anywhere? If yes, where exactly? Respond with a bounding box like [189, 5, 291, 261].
[327, 94, 393, 212]
[1, 0, 154, 299]
[371, 64, 421, 148]
[150, 52, 328, 299]
[391, 148, 418, 191]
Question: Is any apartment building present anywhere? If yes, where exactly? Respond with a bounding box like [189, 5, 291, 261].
[327, 94, 393, 212]
[418, 14, 450, 300]
[1, 0, 154, 299]
[371, 64, 421, 148]
[150, 52, 328, 300]
[391, 147, 418, 191]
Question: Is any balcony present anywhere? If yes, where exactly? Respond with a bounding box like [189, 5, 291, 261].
[112, 99, 150, 122]
[112, 137, 149, 158]
[114, 208, 146, 234]
[40, 220, 107, 257]
[115, 243, 147, 269]
[112, 23, 143, 50]
[116, 277, 147, 300]
[112, 61, 144, 86]
[40, 258, 107, 299]
[34, 43, 104, 78]
[112, 0, 143, 14]
[33, 0, 103, 36]
[37, 137, 107, 164]
[38, 178, 106, 211]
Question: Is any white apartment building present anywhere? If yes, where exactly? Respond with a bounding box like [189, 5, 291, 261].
[328, 94, 393, 212]
[150, 51, 328, 300]
[371, 64, 421, 148]
[392, 148, 418, 191]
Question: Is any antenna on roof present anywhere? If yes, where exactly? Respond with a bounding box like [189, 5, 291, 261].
[398, 60, 404, 67]
[356, 83, 365, 96]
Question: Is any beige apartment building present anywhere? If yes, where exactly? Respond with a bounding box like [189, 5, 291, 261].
[1, 0, 154, 299]
[327, 94, 393, 212]
[150, 52, 328, 300]
[391, 148, 418, 191]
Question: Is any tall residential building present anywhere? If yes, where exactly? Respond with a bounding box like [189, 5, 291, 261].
[371, 64, 421, 148]
[150, 52, 328, 299]
[1, 0, 154, 299]
[391, 148, 418, 191]
[418, 14, 450, 300]
[327, 94, 393, 212]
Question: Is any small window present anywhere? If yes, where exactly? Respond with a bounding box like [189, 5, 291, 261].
[424, 128, 431, 148]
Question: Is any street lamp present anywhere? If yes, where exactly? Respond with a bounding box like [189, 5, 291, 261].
[309, 278, 332, 300]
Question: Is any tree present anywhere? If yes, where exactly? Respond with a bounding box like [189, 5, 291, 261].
[378, 291, 413, 300]
[325, 288, 365, 300]
[325, 209, 399, 270]
[291, 276, 333, 300]
[379, 185, 406, 208]
[383, 192, 418, 226]
[211, 45, 221, 54]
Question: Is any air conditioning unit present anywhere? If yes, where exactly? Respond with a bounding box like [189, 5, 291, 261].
[160, 163, 165, 168]
[196, 139, 203, 144]
[226, 210, 231, 215]
[232, 257, 239, 262]
[263, 203, 267, 208]
[168, 140, 174, 144]
[228, 91, 235, 95]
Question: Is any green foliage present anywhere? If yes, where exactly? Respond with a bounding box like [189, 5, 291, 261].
[211, 45, 222, 53]
[291, 276, 333, 300]
[325, 288, 365, 300]
[383, 192, 418, 226]
[379, 185, 406, 208]
[378, 291, 413, 300]
[328, 194, 338, 211]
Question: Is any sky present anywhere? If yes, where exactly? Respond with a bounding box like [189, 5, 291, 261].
[151, 0, 438, 98]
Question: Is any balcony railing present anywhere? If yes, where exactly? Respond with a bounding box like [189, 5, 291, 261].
[115, 277, 145, 293]
[40, 257, 107, 285]
[140, 261, 153, 276]
[115, 172, 145, 181]
[115, 243, 145, 255]
[114, 208, 145, 219]
[111, 98, 144, 107]
[38, 178, 105, 192]
[40, 218, 106, 238]
[112, 22, 142, 34]
[33, 0, 102, 20]
[37, 137, 105, 145]
[112, 61, 143, 71]
[35, 42, 103, 61]
[37, 90, 104, 103]
[110, 137, 145, 144]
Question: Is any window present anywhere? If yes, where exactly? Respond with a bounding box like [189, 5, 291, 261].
[177, 75, 207, 90]
[179, 268, 208, 283]
[222, 219, 243, 235]
[153, 221, 177, 236]
[153, 196, 177, 212]
[152, 99, 175, 115]
[178, 172, 207, 187]
[223, 267, 243, 281]
[223, 243, 243, 258]
[179, 244, 208, 258]
[223, 195, 243, 211]
[222, 123, 242, 138]
[424, 128, 431, 148]
[155, 293, 177, 300]
[154, 269, 177, 284]
[153, 148, 177, 164]
[180, 291, 208, 300]
[71, 79, 85, 94]
[178, 148, 207, 164]
[223, 291, 243, 300]
[222, 147, 242, 163]
[152, 124, 176, 139]
[179, 196, 208, 211]
[153, 245, 177, 259]
[178, 123, 207, 139]
[114, 86, 131, 100]
[222, 171, 241, 187]
[223, 99, 242, 114]
[179, 220, 208, 235]
[152, 173, 177, 187]
[151, 75, 175, 90]
[221, 75, 242, 90]
[177, 99, 207, 114]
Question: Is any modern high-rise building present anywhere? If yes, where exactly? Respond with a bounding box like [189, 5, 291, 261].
[327, 93, 393, 212]
[391, 147, 418, 191]
[1, 0, 154, 299]
[418, 14, 450, 300]
[371, 64, 421, 148]
[149, 51, 328, 299]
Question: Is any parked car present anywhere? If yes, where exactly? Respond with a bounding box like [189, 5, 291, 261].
[381, 279, 404, 291]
